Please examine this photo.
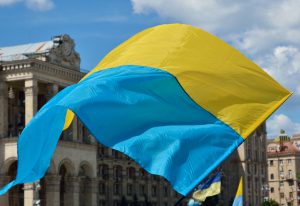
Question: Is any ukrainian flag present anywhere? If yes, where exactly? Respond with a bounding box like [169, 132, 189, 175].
[232, 177, 243, 206]
[193, 171, 221, 202]
[0, 24, 291, 196]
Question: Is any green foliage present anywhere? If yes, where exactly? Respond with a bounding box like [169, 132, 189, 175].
[261, 199, 279, 206]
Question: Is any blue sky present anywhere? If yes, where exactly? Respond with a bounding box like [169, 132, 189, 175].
[1, 0, 299, 137]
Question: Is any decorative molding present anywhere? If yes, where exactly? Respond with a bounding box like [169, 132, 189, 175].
[1, 59, 85, 84]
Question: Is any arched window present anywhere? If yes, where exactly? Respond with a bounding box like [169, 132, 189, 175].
[113, 183, 122, 195]
[127, 167, 136, 180]
[113, 165, 122, 180]
[99, 164, 109, 180]
[139, 168, 147, 180]
[8, 161, 24, 206]
[59, 164, 68, 206]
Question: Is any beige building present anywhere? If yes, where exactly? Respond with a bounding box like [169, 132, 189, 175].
[0, 35, 98, 206]
[221, 123, 268, 206]
[267, 131, 300, 206]
[0, 35, 183, 206]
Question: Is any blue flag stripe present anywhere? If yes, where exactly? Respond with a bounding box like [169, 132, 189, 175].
[0, 65, 243, 196]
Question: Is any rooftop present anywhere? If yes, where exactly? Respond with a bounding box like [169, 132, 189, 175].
[0, 41, 54, 61]
[0, 35, 81, 70]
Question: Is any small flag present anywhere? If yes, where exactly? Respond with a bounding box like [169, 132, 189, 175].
[232, 177, 243, 206]
[192, 171, 221, 202]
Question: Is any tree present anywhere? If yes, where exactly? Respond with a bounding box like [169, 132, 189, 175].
[261, 199, 279, 206]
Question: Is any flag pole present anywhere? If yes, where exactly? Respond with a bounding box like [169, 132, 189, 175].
[173, 195, 186, 206]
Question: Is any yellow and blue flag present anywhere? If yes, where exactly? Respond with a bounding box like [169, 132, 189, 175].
[0, 24, 291, 196]
[193, 171, 221, 202]
[232, 177, 243, 206]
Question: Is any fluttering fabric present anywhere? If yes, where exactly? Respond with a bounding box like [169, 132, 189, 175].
[192, 171, 221, 202]
[0, 24, 291, 196]
[232, 177, 243, 206]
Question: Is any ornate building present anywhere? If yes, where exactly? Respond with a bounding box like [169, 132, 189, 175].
[0, 35, 98, 206]
[267, 130, 300, 206]
[0, 35, 184, 206]
[221, 123, 268, 206]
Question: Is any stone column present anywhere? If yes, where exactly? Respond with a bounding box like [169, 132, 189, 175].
[64, 177, 80, 206]
[72, 117, 78, 142]
[24, 79, 38, 206]
[23, 183, 37, 206]
[45, 175, 61, 206]
[0, 176, 10, 205]
[0, 81, 8, 138]
[83, 177, 98, 206]
[24, 79, 38, 124]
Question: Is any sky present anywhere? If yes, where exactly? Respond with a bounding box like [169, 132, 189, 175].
[0, 0, 299, 138]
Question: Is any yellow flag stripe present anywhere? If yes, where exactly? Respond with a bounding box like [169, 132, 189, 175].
[192, 181, 221, 202]
[72, 24, 291, 138]
[236, 177, 243, 196]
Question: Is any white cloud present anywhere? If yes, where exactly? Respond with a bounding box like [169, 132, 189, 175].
[25, 0, 53, 11]
[255, 46, 300, 89]
[130, 0, 300, 136]
[0, 0, 54, 11]
[297, 86, 300, 96]
[0, 0, 20, 6]
[267, 114, 300, 137]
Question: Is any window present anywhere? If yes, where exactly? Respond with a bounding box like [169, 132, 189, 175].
[98, 146, 108, 157]
[270, 160, 274, 166]
[280, 181, 284, 188]
[288, 170, 292, 178]
[152, 186, 157, 197]
[113, 165, 122, 180]
[163, 186, 169, 196]
[270, 174, 274, 179]
[127, 184, 133, 196]
[280, 166, 284, 172]
[139, 184, 145, 196]
[270, 187, 274, 193]
[99, 182, 106, 195]
[98, 164, 109, 180]
[280, 160, 283, 165]
[128, 167, 136, 179]
[288, 159, 292, 165]
[139, 168, 147, 179]
[114, 183, 121, 195]
[289, 192, 293, 198]
[280, 193, 284, 199]
[112, 149, 123, 159]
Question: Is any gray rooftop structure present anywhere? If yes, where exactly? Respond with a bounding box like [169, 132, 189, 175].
[0, 35, 80, 70]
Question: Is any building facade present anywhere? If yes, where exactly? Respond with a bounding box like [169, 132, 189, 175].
[0, 36, 184, 206]
[221, 123, 268, 206]
[267, 131, 300, 206]
[0, 35, 98, 206]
